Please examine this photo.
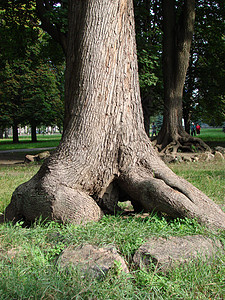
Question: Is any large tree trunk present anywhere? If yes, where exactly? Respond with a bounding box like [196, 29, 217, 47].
[155, 0, 209, 153]
[4, 128, 9, 139]
[4, 0, 225, 230]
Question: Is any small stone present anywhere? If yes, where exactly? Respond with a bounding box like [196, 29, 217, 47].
[214, 151, 224, 161]
[193, 156, 199, 162]
[36, 151, 50, 160]
[161, 154, 176, 164]
[58, 244, 129, 278]
[199, 152, 214, 162]
[133, 235, 222, 273]
[24, 154, 35, 163]
[215, 146, 225, 154]
[182, 156, 192, 162]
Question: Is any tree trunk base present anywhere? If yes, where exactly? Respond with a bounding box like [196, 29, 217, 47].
[4, 139, 225, 231]
[5, 172, 104, 225]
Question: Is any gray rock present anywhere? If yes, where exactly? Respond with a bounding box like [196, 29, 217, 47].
[24, 154, 35, 163]
[193, 156, 199, 162]
[161, 154, 176, 164]
[58, 244, 129, 277]
[215, 146, 225, 154]
[36, 151, 50, 160]
[24, 151, 50, 163]
[199, 152, 214, 162]
[133, 235, 222, 273]
[182, 155, 192, 162]
[214, 151, 224, 161]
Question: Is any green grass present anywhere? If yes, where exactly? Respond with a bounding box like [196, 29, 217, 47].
[0, 165, 40, 212]
[1, 216, 224, 300]
[199, 128, 225, 148]
[0, 134, 62, 151]
[199, 128, 225, 142]
[170, 160, 225, 207]
[0, 160, 225, 299]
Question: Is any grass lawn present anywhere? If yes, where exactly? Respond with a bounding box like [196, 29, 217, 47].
[199, 128, 225, 148]
[0, 158, 224, 299]
[0, 134, 62, 151]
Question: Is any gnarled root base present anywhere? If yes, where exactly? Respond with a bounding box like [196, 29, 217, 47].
[5, 174, 103, 225]
[153, 134, 211, 154]
[3, 141, 225, 230]
[118, 163, 225, 230]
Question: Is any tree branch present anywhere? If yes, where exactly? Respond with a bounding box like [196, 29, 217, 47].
[36, 0, 67, 54]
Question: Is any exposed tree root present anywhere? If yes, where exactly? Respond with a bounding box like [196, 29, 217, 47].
[154, 134, 211, 154]
[118, 162, 225, 230]
[5, 173, 103, 225]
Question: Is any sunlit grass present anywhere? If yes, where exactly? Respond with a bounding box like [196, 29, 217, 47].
[199, 128, 225, 142]
[0, 165, 40, 212]
[0, 134, 62, 150]
[170, 160, 225, 207]
[0, 213, 224, 299]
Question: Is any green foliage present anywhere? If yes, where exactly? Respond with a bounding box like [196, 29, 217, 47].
[45, 1, 68, 34]
[134, 0, 164, 117]
[184, 0, 225, 126]
[0, 50, 64, 131]
[138, 50, 159, 89]
[0, 0, 38, 61]
[0, 1, 65, 137]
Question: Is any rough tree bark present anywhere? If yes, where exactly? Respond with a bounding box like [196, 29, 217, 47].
[155, 0, 209, 153]
[3, 0, 225, 230]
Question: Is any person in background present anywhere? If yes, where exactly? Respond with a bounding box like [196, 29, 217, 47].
[151, 122, 157, 137]
[191, 122, 196, 136]
[196, 123, 201, 135]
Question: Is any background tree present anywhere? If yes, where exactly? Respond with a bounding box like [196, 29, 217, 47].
[4, 0, 225, 230]
[0, 0, 38, 142]
[133, 0, 163, 136]
[22, 56, 64, 142]
[154, 0, 209, 153]
[184, 0, 225, 127]
[0, 0, 65, 142]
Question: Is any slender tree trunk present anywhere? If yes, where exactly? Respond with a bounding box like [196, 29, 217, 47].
[156, 0, 208, 153]
[31, 125, 37, 142]
[183, 108, 191, 134]
[0, 129, 3, 139]
[12, 122, 19, 143]
[141, 95, 151, 137]
[4, 128, 9, 138]
[4, 0, 225, 230]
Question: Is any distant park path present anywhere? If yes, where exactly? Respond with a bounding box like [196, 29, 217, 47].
[0, 147, 56, 165]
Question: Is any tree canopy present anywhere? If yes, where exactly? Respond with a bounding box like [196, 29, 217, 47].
[0, 0, 65, 141]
